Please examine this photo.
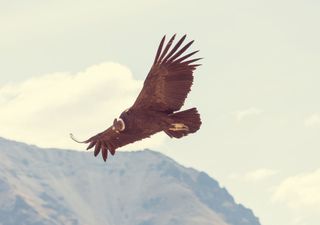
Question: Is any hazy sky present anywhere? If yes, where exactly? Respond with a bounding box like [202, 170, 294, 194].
[1, 1, 320, 225]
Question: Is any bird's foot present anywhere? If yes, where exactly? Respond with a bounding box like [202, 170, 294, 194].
[169, 123, 189, 131]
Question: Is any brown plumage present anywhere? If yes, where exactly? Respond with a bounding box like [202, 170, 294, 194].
[71, 34, 202, 162]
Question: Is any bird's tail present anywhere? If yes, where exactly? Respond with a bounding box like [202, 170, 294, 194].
[164, 107, 201, 138]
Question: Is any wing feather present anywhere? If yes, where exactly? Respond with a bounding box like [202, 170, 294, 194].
[163, 35, 187, 62]
[175, 50, 199, 63]
[167, 40, 194, 63]
[94, 141, 101, 157]
[86, 141, 96, 150]
[132, 35, 201, 113]
[101, 142, 108, 161]
[158, 34, 176, 63]
[180, 57, 203, 65]
[83, 125, 151, 161]
[153, 35, 166, 65]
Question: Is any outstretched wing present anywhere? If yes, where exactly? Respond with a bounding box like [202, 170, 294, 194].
[83, 126, 150, 162]
[132, 34, 201, 113]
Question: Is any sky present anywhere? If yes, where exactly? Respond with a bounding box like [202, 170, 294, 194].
[1, 1, 320, 225]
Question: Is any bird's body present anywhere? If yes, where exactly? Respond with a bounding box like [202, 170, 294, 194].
[71, 34, 202, 161]
[119, 108, 166, 137]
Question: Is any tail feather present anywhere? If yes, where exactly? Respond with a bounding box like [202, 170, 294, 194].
[165, 108, 201, 138]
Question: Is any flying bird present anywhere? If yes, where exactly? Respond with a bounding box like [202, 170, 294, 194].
[71, 34, 202, 161]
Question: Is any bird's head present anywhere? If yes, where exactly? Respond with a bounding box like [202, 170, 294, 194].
[112, 118, 125, 133]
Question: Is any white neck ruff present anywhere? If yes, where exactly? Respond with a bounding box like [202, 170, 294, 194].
[118, 118, 125, 131]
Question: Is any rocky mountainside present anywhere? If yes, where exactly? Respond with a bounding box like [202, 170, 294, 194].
[0, 137, 260, 225]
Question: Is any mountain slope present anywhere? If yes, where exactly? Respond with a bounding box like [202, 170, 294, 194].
[0, 137, 260, 225]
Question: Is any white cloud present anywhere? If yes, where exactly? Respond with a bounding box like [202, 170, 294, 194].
[272, 169, 320, 211]
[234, 107, 263, 121]
[244, 168, 278, 181]
[304, 114, 320, 127]
[0, 61, 166, 150]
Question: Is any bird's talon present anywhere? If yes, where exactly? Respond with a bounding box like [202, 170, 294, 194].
[169, 123, 189, 131]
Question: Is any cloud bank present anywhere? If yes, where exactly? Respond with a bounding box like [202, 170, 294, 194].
[0, 62, 166, 150]
[272, 169, 320, 211]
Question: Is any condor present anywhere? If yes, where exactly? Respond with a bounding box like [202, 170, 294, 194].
[71, 34, 202, 161]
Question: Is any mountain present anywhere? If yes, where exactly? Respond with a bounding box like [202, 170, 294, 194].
[0, 137, 260, 225]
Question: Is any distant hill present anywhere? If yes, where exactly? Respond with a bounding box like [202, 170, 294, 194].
[0, 137, 260, 225]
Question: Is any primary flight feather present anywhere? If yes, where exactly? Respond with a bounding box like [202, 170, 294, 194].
[71, 34, 202, 161]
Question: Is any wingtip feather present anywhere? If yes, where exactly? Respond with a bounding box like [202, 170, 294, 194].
[94, 142, 101, 157]
[163, 35, 187, 62]
[101, 145, 108, 162]
[86, 141, 96, 150]
[153, 35, 166, 65]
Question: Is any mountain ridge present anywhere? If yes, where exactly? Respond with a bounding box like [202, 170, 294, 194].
[0, 137, 260, 225]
